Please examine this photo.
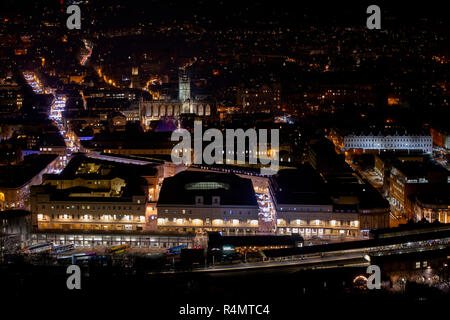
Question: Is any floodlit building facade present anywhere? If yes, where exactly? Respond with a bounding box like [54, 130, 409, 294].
[270, 166, 390, 239]
[330, 128, 433, 154]
[139, 70, 214, 129]
[30, 155, 160, 232]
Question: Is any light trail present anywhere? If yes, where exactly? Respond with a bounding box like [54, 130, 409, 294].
[80, 39, 93, 66]
[23, 71, 77, 151]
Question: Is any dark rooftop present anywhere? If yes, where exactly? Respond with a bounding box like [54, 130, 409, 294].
[35, 184, 146, 202]
[81, 131, 176, 150]
[157, 170, 258, 207]
[44, 154, 158, 181]
[35, 154, 157, 201]
[269, 165, 331, 205]
[0, 209, 31, 219]
[392, 161, 449, 179]
[414, 189, 450, 206]
[0, 154, 57, 188]
[270, 165, 389, 210]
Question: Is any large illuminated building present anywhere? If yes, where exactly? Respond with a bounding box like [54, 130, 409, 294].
[410, 192, 450, 224]
[270, 166, 390, 239]
[130, 66, 140, 89]
[330, 128, 433, 155]
[139, 70, 214, 130]
[430, 127, 450, 150]
[30, 154, 162, 232]
[389, 161, 449, 220]
[178, 71, 191, 102]
[157, 171, 260, 235]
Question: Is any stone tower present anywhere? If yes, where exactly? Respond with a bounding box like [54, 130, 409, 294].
[178, 70, 191, 102]
[130, 66, 140, 89]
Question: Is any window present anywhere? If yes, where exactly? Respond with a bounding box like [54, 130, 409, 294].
[185, 182, 230, 190]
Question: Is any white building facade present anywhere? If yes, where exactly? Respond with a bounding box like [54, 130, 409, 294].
[343, 134, 433, 154]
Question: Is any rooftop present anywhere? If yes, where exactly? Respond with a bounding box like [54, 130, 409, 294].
[414, 189, 450, 206]
[392, 161, 449, 179]
[270, 165, 389, 210]
[158, 170, 258, 207]
[0, 154, 57, 189]
[34, 184, 146, 202]
[270, 165, 331, 206]
[36, 154, 157, 200]
[44, 154, 158, 181]
[0, 209, 31, 219]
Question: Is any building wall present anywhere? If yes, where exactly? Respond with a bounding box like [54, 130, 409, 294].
[389, 165, 447, 220]
[270, 186, 389, 238]
[31, 195, 147, 232]
[31, 231, 194, 249]
[275, 210, 389, 238]
[430, 128, 450, 150]
[139, 99, 213, 126]
[274, 206, 359, 238]
[0, 212, 31, 242]
[343, 135, 433, 154]
[389, 168, 417, 219]
[412, 200, 449, 223]
[179, 74, 190, 101]
[156, 205, 259, 234]
[0, 84, 23, 116]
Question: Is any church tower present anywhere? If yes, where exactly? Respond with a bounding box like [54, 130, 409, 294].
[130, 66, 140, 89]
[178, 70, 191, 102]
